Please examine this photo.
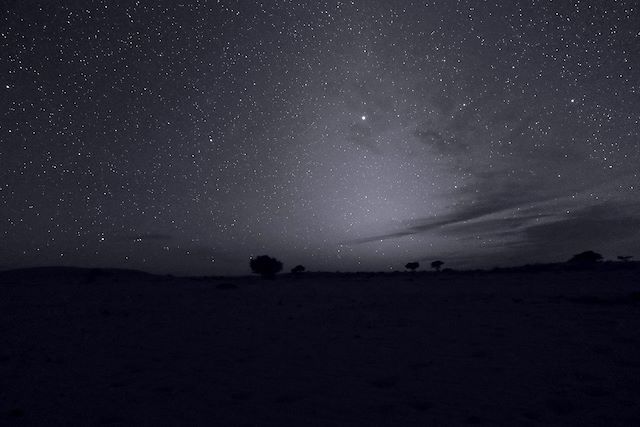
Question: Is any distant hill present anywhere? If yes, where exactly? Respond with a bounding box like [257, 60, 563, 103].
[0, 266, 158, 284]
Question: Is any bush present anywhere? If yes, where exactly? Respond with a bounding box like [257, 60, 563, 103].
[291, 265, 306, 274]
[250, 255, 283, 279]
[568, 251, 603, 265]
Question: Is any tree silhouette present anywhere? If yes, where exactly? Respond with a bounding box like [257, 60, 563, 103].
[291, 265, 306, 274]
[250, 255, 283, 279]
[617, 255, 633, 262]
[568, 250, 603, 264]
[405, 262, 419, 272]
[431, 260, 444, 272]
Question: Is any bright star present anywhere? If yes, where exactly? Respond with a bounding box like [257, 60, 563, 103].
[361, 115, 366, 121]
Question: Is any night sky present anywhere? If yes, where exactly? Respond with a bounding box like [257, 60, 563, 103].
[2, 1, 639, 275]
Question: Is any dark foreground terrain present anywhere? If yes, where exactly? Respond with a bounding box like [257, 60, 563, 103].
[1, 266, 640, 426]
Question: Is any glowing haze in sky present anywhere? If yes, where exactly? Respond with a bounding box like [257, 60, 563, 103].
[2, 1, 639, 274]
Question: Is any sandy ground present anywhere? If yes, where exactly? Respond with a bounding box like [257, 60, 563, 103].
[1, 267, 640, 426]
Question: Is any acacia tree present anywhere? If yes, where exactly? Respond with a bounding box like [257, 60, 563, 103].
[250, 255, 283, 279]
[405, 262, 419, 272]
[431, 260, 444, 272]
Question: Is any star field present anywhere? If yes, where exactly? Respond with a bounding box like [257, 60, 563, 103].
[2, 1, 639, 274]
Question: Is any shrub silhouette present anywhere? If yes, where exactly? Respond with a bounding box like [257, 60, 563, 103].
[291, 265, 306, 274]
[568, 250, 603, 264]
[250, 255, 283, 279]
[617, 255, 633, 262]
[405, 262, 419, 272]
[431, 260, 444, 272]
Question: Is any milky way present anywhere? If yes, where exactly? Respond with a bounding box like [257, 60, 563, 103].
[2, 1, 639, 274]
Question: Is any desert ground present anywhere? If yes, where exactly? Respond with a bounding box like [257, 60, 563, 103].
[1, 266, 640, 426]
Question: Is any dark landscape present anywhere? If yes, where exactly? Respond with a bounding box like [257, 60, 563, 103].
[2, 262, 640, 425]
